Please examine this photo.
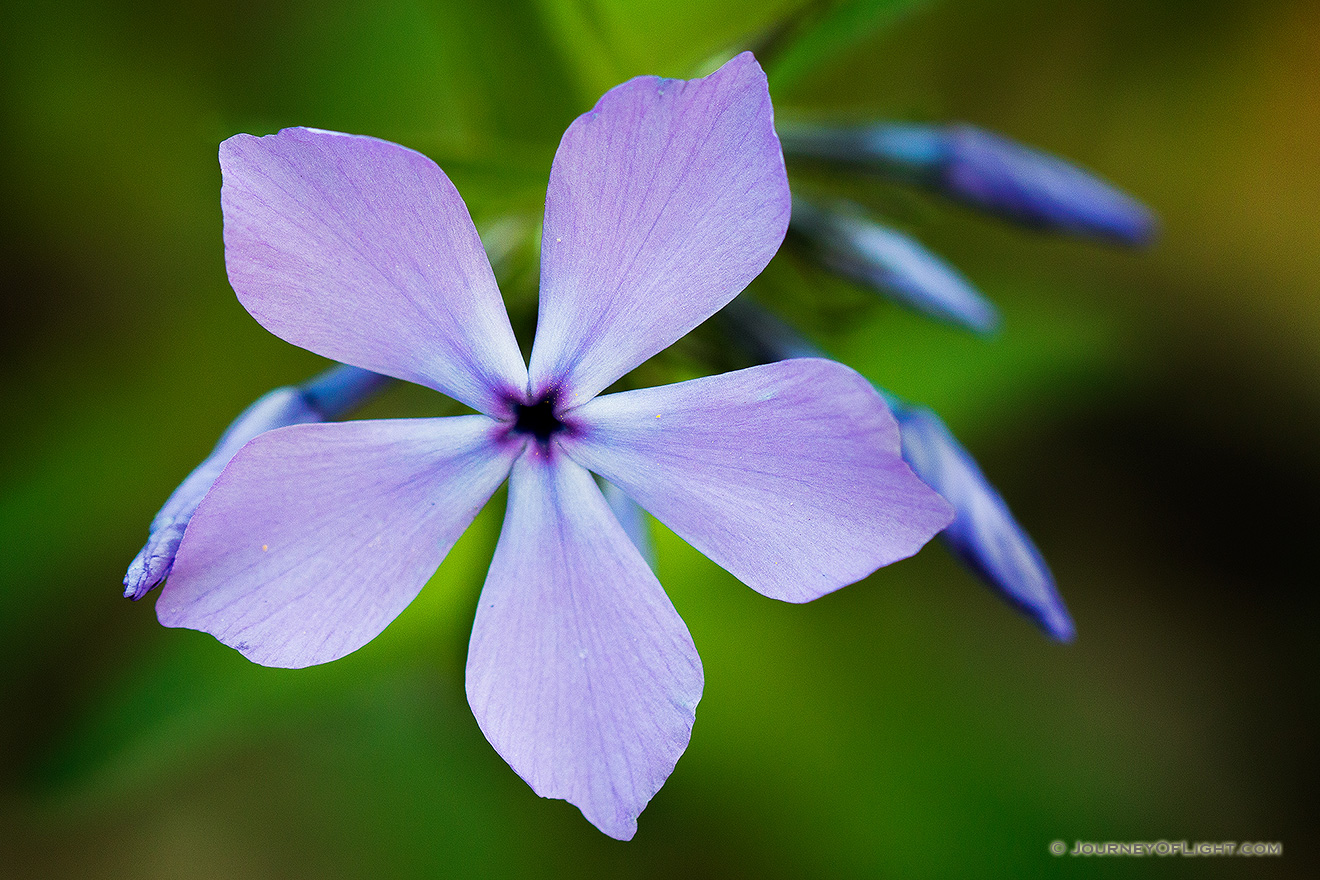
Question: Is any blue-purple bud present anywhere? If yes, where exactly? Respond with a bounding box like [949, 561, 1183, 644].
[791, 197, 1000, 333]
[939, 124, 1156, 245]
[602, 481, 656, 571]
[780, 121, 1156, 245]
[123, 364, 390, 599]
[779, 121, 946, 174]
[297, 362, 393, 419]
[882, 394, 1075, 641]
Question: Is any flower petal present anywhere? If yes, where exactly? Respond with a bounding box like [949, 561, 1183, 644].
[528, 52, 790, 404]
[221, 128, 528, 415]
[562, 360, 954, 602]
[159, 417, 520, 668]
[466, 450, 702, 840]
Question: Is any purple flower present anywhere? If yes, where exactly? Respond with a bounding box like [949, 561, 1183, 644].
[157, 54, 952, 839]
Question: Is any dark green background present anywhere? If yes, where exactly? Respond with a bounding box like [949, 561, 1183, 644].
[1, 0, 1314, 876]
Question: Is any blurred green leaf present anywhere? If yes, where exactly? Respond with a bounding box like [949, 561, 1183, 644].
[764, 0, 929, 94]
[530, 0, 801, 98]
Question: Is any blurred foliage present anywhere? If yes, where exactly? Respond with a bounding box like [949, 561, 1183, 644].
[0, 0, 1315, 877]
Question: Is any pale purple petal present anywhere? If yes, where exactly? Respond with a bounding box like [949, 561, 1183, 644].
[159, 417, 520, 668]
[221, 128, 528, 415]
[466, 450, 702, 840]
[562, 360, 954, 603]
[528, 52, 790, 404]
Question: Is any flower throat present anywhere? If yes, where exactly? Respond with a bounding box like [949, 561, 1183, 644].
[512, 394, 563, 443]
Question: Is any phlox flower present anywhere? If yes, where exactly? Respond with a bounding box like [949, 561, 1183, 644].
[158, 53, 951, 838]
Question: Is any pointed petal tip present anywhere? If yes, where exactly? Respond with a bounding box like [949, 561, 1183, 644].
[1033, 590, 1077, 643]
[948, 533, 1075, 644]
[524, 788, 640, 840]
[964, 298, 1003, 336]
[122, 572, 160, 602]
[983, 552, 1076, 643]
[123, 578, 157, 602]
[1047, 613, 1077, 644]
[592, 812, 639, 842]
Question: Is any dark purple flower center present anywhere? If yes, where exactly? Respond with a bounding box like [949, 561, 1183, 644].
[512, 394, 564, 443]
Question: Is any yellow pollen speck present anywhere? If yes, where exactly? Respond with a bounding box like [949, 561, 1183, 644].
[262, 544, 269, 552]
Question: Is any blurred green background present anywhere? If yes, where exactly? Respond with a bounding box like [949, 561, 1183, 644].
[0, 0, 1314, 876]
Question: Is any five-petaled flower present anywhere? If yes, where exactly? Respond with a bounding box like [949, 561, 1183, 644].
[158, 53, 952, 839]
